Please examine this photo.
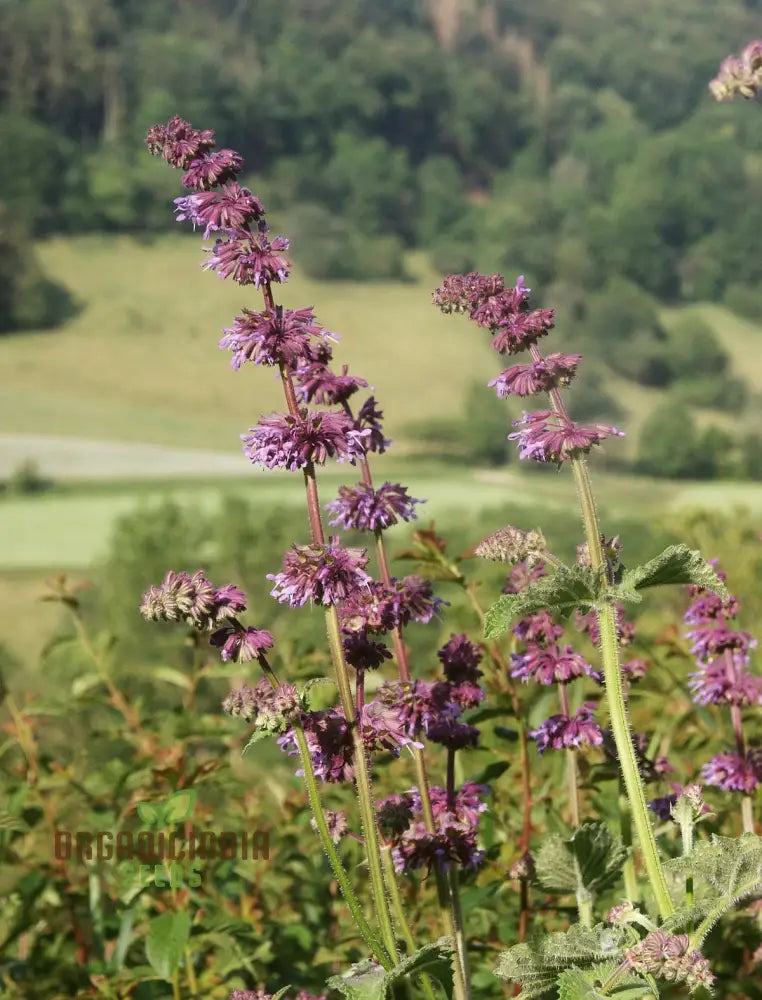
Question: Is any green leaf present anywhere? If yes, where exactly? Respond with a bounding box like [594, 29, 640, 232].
[386, 938, 455, 1000]
[163, 789, 197, 823]
[664, 833, 762, 944]
[242, 730, 276, 755]
[619, 545, 729, 601]
[485, 566, 601, 640]
[71, 673, 103, 698]
[152, 666, 192, 690]
[472, 760, 511, 785]
[145, 910, 191, 980]
[535, 822, 628, 897]
[326, 959, 387, 1000]
[557, 965, 657, 1000]
[494, 923, 627, 999]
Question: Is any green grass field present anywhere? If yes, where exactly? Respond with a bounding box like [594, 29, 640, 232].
[3, 235, 760, 457]
[3, 235, 762, 675]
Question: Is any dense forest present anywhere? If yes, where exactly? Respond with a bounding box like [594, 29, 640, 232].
[2, 0, 761, 289]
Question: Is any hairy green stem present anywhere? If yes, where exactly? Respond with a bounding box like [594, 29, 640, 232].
[529, 357, 673, 919]
[559, 685, 581, 827]
[381, 846, 439, 1000]
[571, 463, 674, 919]
[618, 782, 639, 904]
[294, 723, 393, 967]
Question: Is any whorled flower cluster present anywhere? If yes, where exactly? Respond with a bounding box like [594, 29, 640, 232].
[223, 678, 301, 734]
[377, 782, 488, 874]
[709, 40, 762, 101]
[376, 633, 484, 750]
[433, 272, 624, 467]
[140, 570, 273, 663]
[624, 931, 715, 992]
[683, 565, 762, 794]
[147, 116, 397, 481]
[276, 699, 422, 783]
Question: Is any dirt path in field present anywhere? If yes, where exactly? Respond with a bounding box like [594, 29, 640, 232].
[0, 434, 251, 480]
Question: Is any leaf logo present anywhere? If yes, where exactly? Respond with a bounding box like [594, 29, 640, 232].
[137, 789, 197, 829]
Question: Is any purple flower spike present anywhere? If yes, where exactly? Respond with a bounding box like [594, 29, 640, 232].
[140, 570, 247, 631]
[325, 482, 424, 531]
[146, 116, 216, 169]
[510, 644, 595, 685]
[220, 305, 338, 370]
[182, 149, 244, 190]
[210, 624, 274, 662]
[437, 634, 483, 684]
[489, 353, 582, 397]
[202, 231, 291, 286]
[242, 410, 369, 470]
[689, 656, 762, 706]
[512, 610, 563, 645]
[432, 272, 505, 315]
[701, 750, 762, 793]
[509, 410, 625, 465]
[293, 363, 369, 405]
[267, 537, 372, 607]
[530, 702, 603, 754]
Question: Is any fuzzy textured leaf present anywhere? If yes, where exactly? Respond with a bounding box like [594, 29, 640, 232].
[494, 923, 627, 999]
[535, 822, 628, 897]
[619, 545, 729, 600]
[664, 833, 762, 943]
[327, 959, 387, 1000]
[485, 566, 601, 640]
[558, 965, 657, 1000]
[386, 938, 455, 1000]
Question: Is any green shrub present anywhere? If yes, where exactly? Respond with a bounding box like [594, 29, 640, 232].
[723, 282, 762, 321]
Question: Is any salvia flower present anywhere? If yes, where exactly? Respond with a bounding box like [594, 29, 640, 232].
[220, 306, 337, 369]
[530, 702, 603, 754]
[342, 631, 392, 670]
[510, 644, 596, 685]
[473, 525, 547, 564]
[437, 634, 483, 685]
[512, 611, 564, 645]
[509, 853, 535, 881]
[709, 40, 762, 101]
[210, 624, 275, 662]
[203, 231, 291, 286]
[377, 679, 461, 738]
[576, 604, 634, 647]
[182, 148, 244, 190]
[293, 363, 368, 405]
[146, 116, 216, 168]
[382, 783, 488, 874]
[688, 656, 762, 706]
[625, 931, 715, 991]
[685, 622, 756, 666]
[701, 750, 762, 793]
[311, 809, 348, 844]
[267, 537, 371, 607]
[489, 353, 582, 397]
[431, 272, 505, 315]
[242, 410, 369, 470]
[340, 576, 447, 634]
[377, 794, 415, 838]
[354, 396, 390, 454]
[140, 570, 246, 631]
[325, 482, 424, 531]
[503, 559, 548, 595]
[223, 678, 300, 733]
[509, 410, 625, 465]
[278, 700, 419, 782]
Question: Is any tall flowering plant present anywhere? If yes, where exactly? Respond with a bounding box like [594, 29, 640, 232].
[139, 60, 762, 999]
